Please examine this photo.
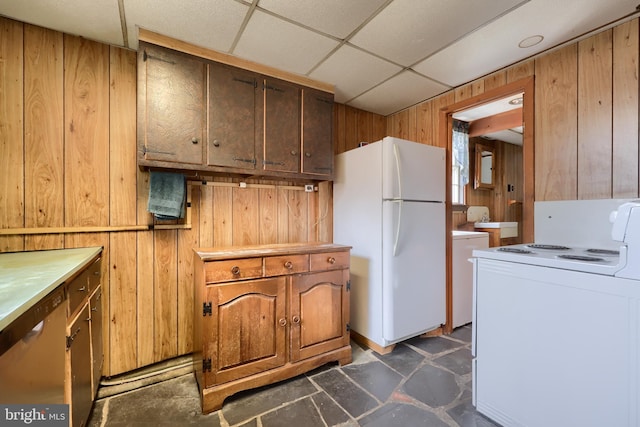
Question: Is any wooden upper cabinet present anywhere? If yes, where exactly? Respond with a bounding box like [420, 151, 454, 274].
[137, 42, 335, 180]
[138, 42, 206, 165]
[208, 62, 261, 170]
[263, 78, 302, 174]
[302, 89, 334, 178]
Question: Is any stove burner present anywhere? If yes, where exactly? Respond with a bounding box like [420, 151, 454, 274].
[557, 254, 605, 262]
[585, 248, 620, 256]
[498, 247, 533, 254]
[527, 244, 571, 250]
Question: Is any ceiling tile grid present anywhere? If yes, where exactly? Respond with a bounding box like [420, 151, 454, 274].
[256, 0, 389, 39]
[348, 0, 527, 67]
[0, 0, 638, 115]
[309, 44, 403, 104]
[233, 8, 340, 76]
[125, 0, 249, 52]
[348, 70, 450, 116]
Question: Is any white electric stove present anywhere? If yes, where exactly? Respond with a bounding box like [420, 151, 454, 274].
[473, 200, 640, 279]
[471, 201, 640, 427]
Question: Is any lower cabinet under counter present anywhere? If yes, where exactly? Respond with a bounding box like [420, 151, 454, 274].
[193, 243, 352, 413]
[0, 247, 103, 427]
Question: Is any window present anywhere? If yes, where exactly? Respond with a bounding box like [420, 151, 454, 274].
[452, 120, 469, 204]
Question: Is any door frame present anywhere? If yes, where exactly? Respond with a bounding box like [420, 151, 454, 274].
[440, 76, 535, 333]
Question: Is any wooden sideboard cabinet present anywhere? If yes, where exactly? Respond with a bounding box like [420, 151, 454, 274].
[193, 243, 352, 413]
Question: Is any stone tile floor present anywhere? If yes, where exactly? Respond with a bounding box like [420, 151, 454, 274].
[88, 325, 499, 426]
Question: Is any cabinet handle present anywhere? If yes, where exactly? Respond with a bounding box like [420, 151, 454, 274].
[91, 307, 98, 312]
[191, 137, 199, 144]
[212, 139, 220, 147]
[93, 271, 100, 276]
[279, 318, 287, 327]
[231, 266, 240, 275]
[327, 257, 336, 264]
[77, 286, 87, 292]
[292, 315, 300, 324]
[290, 150, 297, 156]
[305, 152, 311, 157]
[284, 261, 293, 269]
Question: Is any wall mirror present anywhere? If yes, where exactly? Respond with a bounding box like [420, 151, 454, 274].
[474, 143, 494, 189]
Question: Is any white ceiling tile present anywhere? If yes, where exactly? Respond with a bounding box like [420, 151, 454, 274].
[125, 0, 249, 51]
[350, 0, 526, 66]
[257, 0, 388, 39]
[0, 0, 123, 45]
[348, 71, 450, 116]
[309, 45, 402, 103]
[234, 9, 339, 76]
[1, 0, 637, 115]
[413, 0, 640, 87]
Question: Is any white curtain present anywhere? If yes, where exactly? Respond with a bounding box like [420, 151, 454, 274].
[452, 120, 469, 186]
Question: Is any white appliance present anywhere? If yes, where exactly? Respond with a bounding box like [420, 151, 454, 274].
[451, 231, 488, 328]
[471, 201, 640, 427]
[333, 136, 446, 349]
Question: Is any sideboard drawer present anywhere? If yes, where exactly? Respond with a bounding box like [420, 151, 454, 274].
[204, 258, 263, 283]
[310, 251, 349, 271]
[264, 254, 309, 276]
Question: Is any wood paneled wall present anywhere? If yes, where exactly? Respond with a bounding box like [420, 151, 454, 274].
[387, 18, 639, 204]
[535, 19, 639, 200]
[0, 17, 350, 376]
[3, 15, 638, 377]
[333, 104, 387, 154]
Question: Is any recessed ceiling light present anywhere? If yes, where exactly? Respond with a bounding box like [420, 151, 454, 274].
[518, 35, 544, 48]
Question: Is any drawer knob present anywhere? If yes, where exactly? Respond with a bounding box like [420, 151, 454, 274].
[292, 315, 300, 324]
[192, 137, 199, 144]
[305, 152, 311, 157]
[290, 150, 297, 156]
[279, 318, 287, 327]
[231, 266, 240, 275]
[77, 286, 87, 292]
[284, 261, 293, 269]
[327, 257, 336, 264]
[212, 139, 220, 147]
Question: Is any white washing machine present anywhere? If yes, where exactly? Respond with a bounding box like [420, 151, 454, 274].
[451, 231, 488, 328]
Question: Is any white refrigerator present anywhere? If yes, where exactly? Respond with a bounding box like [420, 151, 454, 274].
[333, 136, 446, 349]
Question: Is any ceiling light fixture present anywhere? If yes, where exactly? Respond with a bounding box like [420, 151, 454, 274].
[509, 97, 524, 106]
[518, 35, 544, 48]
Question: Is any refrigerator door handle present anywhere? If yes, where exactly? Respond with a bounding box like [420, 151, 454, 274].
[393, 200, 402, 257]
[393, 142, 402, 200]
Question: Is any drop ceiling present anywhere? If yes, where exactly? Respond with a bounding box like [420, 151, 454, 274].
[0, 0, 638, 116]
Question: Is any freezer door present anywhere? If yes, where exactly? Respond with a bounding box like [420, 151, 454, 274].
[381, 200, 445, 342]
[382, 137, 445, 202]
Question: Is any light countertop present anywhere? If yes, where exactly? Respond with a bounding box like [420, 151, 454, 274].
[0, 247, 102, 331]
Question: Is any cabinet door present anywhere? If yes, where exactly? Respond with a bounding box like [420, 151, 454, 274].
[263, 79, 301, 174]
[204, 277, 286, 387]
[67, 305, 92, 427]
[139, 43, 205, 164]
[302, 89, 334, 177]
[208, 63, 261, 169]
[290, 269, 350, 362]
[89, 287, 103, 398]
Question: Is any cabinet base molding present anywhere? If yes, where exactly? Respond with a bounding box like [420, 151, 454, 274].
[349, 331, 395, 355]
[349, 327, 443, 355]
[198, 345, 352, 413]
